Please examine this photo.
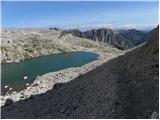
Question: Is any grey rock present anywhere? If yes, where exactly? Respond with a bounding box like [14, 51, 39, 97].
[150, 111, 159, 119]
[4, 99, 14, 106]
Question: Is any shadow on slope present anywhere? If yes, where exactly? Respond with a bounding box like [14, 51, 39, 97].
[1, 26, 159, 119]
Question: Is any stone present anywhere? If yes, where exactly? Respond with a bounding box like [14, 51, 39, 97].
[150, 111, 159, 119]
[4, 85, 9, 89]
[9, 88, 13, 91]
[4, 99, 14, 106]
[24, 76, 28, 80]
[53, 83, 63, 89]
[26, 83, 29, 86]
[15, 59, 20, 63]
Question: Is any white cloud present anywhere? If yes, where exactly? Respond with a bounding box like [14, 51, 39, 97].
[62, 23, 157, 31]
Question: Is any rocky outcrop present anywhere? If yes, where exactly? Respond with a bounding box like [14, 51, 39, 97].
[1, 26, 158, 118]
[83, 28, 117, 44]
[65, 28, 148, 49]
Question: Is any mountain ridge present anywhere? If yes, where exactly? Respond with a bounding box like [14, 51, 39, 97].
[64, 28, 150, 49]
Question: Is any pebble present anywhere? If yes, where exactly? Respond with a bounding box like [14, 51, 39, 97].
[24, 76, 28, 80]
[27, 87, 31, 90]
[36, 81, 40, 84]
[15, 59, 20, 63]
[9, 88, 13, 91]
[4, 99, 14, 106]
[4, 85, 9, 89]
[151, 111, 159, 119]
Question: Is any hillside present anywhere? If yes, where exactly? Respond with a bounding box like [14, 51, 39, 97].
[65, 28, 149, 49]
[1, 29, 120, 63]
[1, 26, 158, 119]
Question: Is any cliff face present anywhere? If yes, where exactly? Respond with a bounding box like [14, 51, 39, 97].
[65, 28, 149, 49]
[1, 26, 158, 119]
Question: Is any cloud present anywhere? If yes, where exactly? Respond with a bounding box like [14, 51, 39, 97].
[62, 23, 157, 31]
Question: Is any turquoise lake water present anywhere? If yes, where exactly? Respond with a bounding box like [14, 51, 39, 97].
[1, 51, 98, 92]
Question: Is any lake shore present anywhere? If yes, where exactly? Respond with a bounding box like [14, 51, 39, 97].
[1, 29, 123, 106]
[0, 50, 123, 106]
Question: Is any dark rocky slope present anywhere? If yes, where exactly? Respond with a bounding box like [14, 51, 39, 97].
[1, 26, 159, 119]
[65, 28, 148, 49]
[117, 29, 147, 46]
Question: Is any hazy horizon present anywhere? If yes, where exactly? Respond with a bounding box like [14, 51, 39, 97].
[1, 1, 158, 30]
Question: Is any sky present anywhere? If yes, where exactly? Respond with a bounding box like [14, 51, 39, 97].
[1, 1, 159, 30]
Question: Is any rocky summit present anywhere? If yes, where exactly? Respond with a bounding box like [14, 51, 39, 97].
[1, 26, 158, 119]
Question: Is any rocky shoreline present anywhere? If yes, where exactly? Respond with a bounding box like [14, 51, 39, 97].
[1, 29, 123, 106]
[0, 51, 123, 106]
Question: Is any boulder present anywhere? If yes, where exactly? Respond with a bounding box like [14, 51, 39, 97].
[4, 99, 14, 106]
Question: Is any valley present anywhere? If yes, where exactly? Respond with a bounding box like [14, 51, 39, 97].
[1, 1, 158, 119]
[1, 26, 159, 119]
